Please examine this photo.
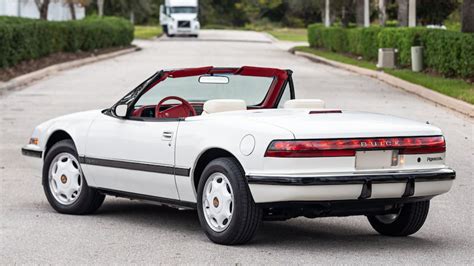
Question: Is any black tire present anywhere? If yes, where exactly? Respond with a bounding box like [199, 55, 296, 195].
[367, 200, 430, 236]
[42, 139, 105, 215]
[162, 25, 168, 36]
[197, 157, 262, 245]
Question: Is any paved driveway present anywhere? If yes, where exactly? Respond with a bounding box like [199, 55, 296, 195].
[0, 30, 472, 264]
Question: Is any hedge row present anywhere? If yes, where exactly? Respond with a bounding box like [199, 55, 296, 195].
[0, 16, 134, 68]
[307, 24, 474, 78]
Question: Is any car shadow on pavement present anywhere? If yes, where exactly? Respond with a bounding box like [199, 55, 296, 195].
[249, 219, 443, 252]
[95, 199, 202, 232]
[92, 199, 444, 251]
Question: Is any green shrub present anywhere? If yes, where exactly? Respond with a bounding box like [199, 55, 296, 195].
[347, 27, 382, 60]
[421, 30, 474, 78]
[308, 25, 381, 60]
[0, 16, 133, 68]
[307, 24, 474, 78]
[320, 27, 349, 52]
[377, 27, 427, 66]
[307, 23, 324, 47]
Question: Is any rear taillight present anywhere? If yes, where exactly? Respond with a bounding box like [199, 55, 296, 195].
[265, 136, 445, 157]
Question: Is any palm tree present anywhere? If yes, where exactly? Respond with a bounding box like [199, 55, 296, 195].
[397, 0, 408, 26]
[461, 0, 474, 32]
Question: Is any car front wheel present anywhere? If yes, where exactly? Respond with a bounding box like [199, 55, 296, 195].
[43, 139, 105, 214]
[367, 200, 430, 236]
[197, 157, 262, 245]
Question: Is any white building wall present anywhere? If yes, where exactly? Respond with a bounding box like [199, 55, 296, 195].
[0, 0, 85, 21]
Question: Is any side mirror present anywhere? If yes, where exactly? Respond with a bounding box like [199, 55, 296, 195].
[114, 104, 128, 118]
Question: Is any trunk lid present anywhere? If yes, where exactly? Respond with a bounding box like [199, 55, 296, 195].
[246, 109, 442, 139]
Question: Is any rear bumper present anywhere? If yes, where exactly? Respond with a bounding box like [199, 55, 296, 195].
[247, 168, 455, 203]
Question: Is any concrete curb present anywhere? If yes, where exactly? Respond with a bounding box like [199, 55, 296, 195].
[293, 50, 474, 118]
[262, 32, 279, 43]
[0, 47, 139, 94]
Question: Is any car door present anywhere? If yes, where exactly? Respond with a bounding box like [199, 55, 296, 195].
[81, 113, 180, 200]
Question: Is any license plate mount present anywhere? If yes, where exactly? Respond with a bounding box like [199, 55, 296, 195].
[355, 150, 394, 170]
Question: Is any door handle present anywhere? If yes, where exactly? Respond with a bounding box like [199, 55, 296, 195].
[162, 131, 174, 141]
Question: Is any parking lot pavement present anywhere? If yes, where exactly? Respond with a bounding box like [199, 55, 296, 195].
[0, 30, 472, 264]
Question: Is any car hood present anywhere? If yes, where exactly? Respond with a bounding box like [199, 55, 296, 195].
[198, 109, 442, 139]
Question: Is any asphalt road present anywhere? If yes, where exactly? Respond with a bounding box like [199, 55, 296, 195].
[0, 30, 472, 264]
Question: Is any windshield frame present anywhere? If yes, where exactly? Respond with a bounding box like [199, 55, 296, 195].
[110, 66, 293, 119]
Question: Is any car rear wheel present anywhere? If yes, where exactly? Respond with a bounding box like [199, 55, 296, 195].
[197, 157, 262, 245]
[43, 139, 105, 214]
[367, 200, 430, 236]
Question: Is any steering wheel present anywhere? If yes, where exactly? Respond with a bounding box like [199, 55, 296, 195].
[155, 96, 197, 119]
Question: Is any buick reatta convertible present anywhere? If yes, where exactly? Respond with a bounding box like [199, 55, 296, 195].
[22, 66, 455, 244]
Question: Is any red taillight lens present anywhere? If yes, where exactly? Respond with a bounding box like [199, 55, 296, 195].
[265, 136, 445, 157]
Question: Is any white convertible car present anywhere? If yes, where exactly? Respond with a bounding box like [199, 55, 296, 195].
[22, 66, 455, 244]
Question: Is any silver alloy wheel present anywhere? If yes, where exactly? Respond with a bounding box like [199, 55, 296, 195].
[48, 152, 83, 205]
[202, 172, 234, 232]
[375, 210, 401, 224]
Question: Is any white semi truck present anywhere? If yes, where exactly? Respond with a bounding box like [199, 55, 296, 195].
[160, 0, 200, 37]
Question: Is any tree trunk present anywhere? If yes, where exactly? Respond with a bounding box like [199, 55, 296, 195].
[364, 0, 370, 27]
[356, 0, 364, 26]
[462, 0, 474, 33]
[397, 0, 409, 26]
[97, 0, 104, 17]
[341, 5, 349, 28]
[408, 0, 416, 27]
[379, 0, 386, 26]
[324, 0, 330, 27]
[35, 0, 50, 20]
[68, 3, 76, 20]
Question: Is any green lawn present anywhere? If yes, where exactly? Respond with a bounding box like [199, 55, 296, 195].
[267, 28, 308, 42]
[134, 25, 163, 39]
[294, 46, 474, 105]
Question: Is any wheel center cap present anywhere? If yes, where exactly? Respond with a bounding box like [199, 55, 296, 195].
[60, 175, 67, 184]
[213, 197, 219, 208]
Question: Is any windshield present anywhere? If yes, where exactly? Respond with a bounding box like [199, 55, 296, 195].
[170, 6, 197, 14]
[135, 74, 274, 107]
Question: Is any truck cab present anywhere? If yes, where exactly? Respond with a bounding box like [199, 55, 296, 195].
[160, 0, 200, 37]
